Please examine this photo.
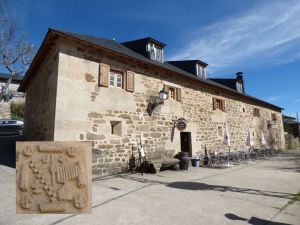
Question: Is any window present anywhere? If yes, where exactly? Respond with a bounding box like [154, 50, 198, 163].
[147, 43, 164, 63]
[196, 64, 207, 79]
[169, 87, 175, 99]
[236, 82, 243, 93]
[213, 97, 225, 111]
[242, 107, 245, 113]
[271, 113, 277, 121]
[109, 70, 123, 88]
[164, 85, 181, 102]
[253, 108, 260, 117]
[110, 121, 122, 136]
[218, 126, 223, 137]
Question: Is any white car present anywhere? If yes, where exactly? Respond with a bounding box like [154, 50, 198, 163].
[0, 119, 23, 135]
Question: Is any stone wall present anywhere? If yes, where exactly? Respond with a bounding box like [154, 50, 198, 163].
[0, 102, 11, 119]
[285, 134, 300, 149]
[49, 38, 285, 177]
[23, 45, 59, 141]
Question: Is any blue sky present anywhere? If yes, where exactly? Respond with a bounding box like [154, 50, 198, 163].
[10, 0, 300, 118]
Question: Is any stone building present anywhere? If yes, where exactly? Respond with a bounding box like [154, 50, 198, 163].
[18, 29, 285, 176]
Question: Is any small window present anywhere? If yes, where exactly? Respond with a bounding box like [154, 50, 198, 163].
[147, 43, 163, 63]
[110, 121, 122, 136]
[218, 126, 223, 137]
[242, 107, 245, 113]
[236, 82, 243, 93]
[164, 85, 181, 102]
[271, 113, 277, 121]
[109, 70, 123, 88]
[213, 97, 225, 111]
[169, 87, 176, 99]
[253, 108, 260, 117]
[196, 64, 207, 79]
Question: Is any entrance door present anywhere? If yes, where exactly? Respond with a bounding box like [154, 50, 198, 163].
[180, 132, 192, 156]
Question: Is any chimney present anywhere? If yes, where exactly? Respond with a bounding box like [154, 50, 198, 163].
[236, 72, 244, 81]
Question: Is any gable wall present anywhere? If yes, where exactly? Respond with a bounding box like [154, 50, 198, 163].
[23, 45, 59, 140]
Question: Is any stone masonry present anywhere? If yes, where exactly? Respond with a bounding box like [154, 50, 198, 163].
[23, 35, 285, 177]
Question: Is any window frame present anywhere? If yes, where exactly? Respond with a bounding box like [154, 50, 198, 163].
[253, 108, 260, 117]
[164, 84, 181, 102]
[109, 69, 124, 89]
[236, 81, 243, 93]
[213, 97, 225, 111]
[147, 42, 164, 63]
[271, 113, 277, 121]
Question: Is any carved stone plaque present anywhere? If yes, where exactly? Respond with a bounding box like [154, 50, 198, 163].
[16, 141, 92, 214]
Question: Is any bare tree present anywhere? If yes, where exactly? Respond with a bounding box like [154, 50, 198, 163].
[0, 0, 34, 102]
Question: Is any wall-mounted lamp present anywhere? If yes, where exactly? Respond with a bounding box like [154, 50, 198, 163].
[158, 87, 169, 101]
[147, 86, 169, 116]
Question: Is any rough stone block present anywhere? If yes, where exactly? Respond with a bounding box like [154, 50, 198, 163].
[16, 141, 92, 214]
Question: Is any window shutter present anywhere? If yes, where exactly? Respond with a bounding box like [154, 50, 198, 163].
[99, 63, 109, 87]
[164, 84, 169, 92]
[222, 100, 226, 111]
[176, 88, 182, 102]
[126, 70, 135, 92]
[212, 97, 217, 110]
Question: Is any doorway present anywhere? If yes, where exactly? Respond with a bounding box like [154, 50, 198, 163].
[180, 132, 192, 156]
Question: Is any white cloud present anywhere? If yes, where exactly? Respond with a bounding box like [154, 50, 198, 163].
[293, 98, 300, 103]
[169, 1, 300, 74]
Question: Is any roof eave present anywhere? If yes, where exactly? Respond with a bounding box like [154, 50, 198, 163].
[19, 28, 283, 112]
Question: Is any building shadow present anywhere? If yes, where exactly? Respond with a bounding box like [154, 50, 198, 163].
[225, 213, 291, 225]
[166, 182, 294, 200]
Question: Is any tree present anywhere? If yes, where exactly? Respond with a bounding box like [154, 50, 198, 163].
[0, 0, 34, 102]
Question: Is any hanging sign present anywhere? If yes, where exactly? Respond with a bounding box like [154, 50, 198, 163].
[176, 118, 187, 131]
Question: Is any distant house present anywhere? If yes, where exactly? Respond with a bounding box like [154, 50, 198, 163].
[283, 115, 300, 138]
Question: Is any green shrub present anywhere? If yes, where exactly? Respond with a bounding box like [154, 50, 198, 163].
[10, 102, 25, 121]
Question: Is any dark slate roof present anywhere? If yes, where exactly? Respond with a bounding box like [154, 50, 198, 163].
[209, 78, 237, 91]
[283, 115, 299, 125]
[52, 29, 244, 93]
[167, 60, 208, 76]
[0, 73, 23, 83]
[19, 28, 283, 111]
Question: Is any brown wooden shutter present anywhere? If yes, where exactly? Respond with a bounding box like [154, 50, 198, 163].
[212, 97, 217, 110]
[99, 63, 109, 87]
[126, 70, 135, 92]
[222, 100, 226, 111]
[164, 84, 169, 92]
[176, 88, 181, 102]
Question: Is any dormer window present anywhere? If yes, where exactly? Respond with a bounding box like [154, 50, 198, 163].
[146, 42, 163, 63]
[196, 64, 207, 79]
[236, 81, 243, 93]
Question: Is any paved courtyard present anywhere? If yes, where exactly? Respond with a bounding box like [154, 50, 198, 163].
[1, 150, 300, 225]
